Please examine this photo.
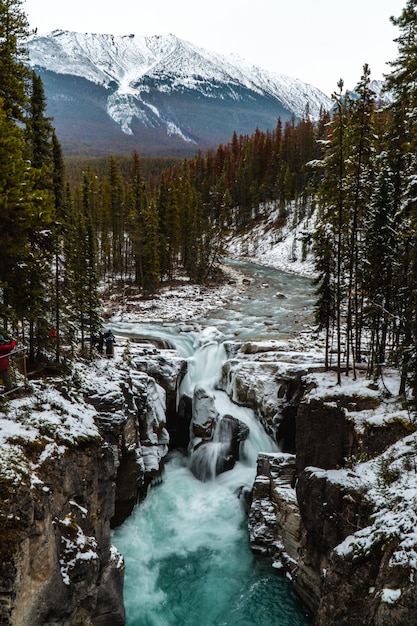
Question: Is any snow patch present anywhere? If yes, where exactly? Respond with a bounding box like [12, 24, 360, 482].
[380, 588, 401, 604]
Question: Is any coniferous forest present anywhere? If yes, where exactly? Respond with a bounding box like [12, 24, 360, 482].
[2, 0, 417, 402]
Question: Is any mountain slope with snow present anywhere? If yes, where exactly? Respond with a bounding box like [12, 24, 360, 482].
[27, 31, 332, 156]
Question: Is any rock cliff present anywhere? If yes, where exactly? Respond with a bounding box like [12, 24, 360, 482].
[231, 339, 417, 626]
[0, 340, 186, 626]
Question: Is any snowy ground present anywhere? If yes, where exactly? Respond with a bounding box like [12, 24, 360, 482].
[105, 201, 318, 326]
[104, 264, 249, 325]
[226, 201, 318, 278]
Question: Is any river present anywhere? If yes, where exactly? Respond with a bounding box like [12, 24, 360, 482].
[112, 260, 315, 625]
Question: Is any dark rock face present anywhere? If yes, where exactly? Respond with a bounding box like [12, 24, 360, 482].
[189, 414, 250, 481]
[296, 467, 372, 557]
[292, 391, 416, 622]
[295, 399, 356, 473]
[241, 350, 417, 626]
[86, 369, 169, 527]
[170, 394, 192, 450]
[0, 346, 183, 626]
[248, 452, 319, 615]
[4, 440, 125, 626]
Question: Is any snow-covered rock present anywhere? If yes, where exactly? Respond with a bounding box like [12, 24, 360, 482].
[0, 337, 187, 625]
[248, 364, 417, 625]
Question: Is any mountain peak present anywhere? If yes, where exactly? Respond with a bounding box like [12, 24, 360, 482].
[27, 31, 332, 157]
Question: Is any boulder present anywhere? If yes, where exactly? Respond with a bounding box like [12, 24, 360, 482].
[189, 413, 249, 481]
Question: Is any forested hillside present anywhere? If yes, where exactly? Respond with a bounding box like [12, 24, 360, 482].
[3, 0, 417, 403]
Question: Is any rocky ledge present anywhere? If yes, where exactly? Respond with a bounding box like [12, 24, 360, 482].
[228, 339, 417, 625]
[0, 341, 186, 626]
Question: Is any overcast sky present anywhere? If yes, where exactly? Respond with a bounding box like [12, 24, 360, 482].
[24, 0, 405, 95]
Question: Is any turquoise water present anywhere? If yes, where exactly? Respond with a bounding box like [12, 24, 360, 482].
[112, 453, 310, 626]
[112, 261, 314, 625]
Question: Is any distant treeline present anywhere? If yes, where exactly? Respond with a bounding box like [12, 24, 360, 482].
[67, 112, 327, 293]
[65, 156, 180, 189]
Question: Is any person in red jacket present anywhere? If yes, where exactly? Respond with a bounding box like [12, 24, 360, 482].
[0, 334, 16, 392]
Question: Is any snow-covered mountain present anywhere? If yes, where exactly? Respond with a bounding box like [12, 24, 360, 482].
[27, 30, 332, 157]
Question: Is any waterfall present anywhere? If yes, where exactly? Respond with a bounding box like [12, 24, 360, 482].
[112, 323, 304, 626]
[111, 260, 314, 625]
[173, 325, 278, 483]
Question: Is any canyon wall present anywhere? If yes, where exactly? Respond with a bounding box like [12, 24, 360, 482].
[0, 343, 185, 626]
[223, 340, 417, 625]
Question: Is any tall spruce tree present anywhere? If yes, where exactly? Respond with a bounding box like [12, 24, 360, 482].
[363, 153, 396, 376]
[315, 79, 349, 383]
[141, 199, 160, 292]
[51, 132, 66, 363]
[0, 97, 31, 331]
[126, 150, 147, 286]
[23, 70, 56, 360]
[0, 0, 33, 337]
[106, 157, 126, 279]
[66, 176, 101, 355]
[344, 64, 376, 375]
[0, 0, 31, 121]
[385, 0, 417, 397]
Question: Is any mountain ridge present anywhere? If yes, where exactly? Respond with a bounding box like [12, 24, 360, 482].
[27, 31, 333, 156]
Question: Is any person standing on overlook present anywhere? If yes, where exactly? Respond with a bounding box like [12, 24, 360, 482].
[103, 330, 116, 358]
[0, 334, 16, 392]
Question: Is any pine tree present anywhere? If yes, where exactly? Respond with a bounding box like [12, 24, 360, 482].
[65, 201, 101, 355]
[313, 222, 336, 370]
[344, 64, 376, 375]
[106, 157, 126, 279]
[26, 71, 54, 170]
[141, 199, 161, 292]
[52, 132, 66, 363]
[0, 0, 31, 121]
[126, 150, 147, 285]
[0, 0, 35, 339]
[315, 79, 349, 383]
[23, 70, 56, 360]
[158, 169, 181, 281]
[362, 154, 396, 376]
[384, 0, 417, 397]
[0, 97, 32, 330]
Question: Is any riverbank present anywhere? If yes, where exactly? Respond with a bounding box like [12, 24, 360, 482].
[102, 262, 254, 325]
[103, 199, 318, 328]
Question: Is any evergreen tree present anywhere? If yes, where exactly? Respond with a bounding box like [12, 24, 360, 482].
[0, 97, 31, 330]
[159, 169, 181, 280]
[363, 154, 396, 376]
[26, 71, 54, 171]
[23, 70, 56, 360]
[313, 222, 335, 370]
[344, 64, 376, 374]
[385, 0, 417, 397]
[0, 0, 31, 121]
[106, 157, 126, 278]
[52, 132, 66, 363]
[65, 195, 101, 355]
[315, 79, 349, 383]
[126, 150, 147, 285]
[141, 199, 160, 292]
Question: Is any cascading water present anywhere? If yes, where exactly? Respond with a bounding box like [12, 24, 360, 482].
[112, 261, 314, 625]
